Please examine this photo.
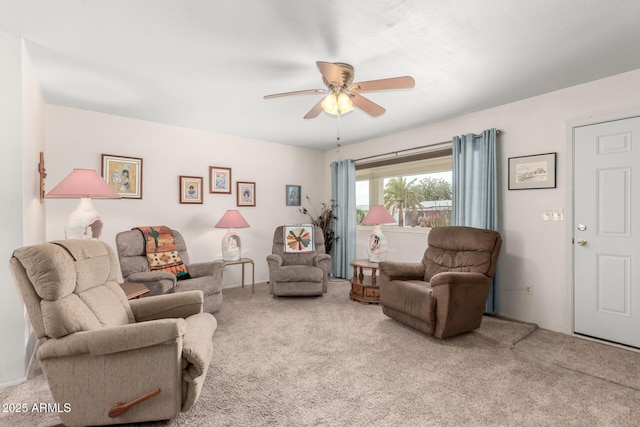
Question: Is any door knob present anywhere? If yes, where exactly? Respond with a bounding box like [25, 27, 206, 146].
[577, 239, 587, 246]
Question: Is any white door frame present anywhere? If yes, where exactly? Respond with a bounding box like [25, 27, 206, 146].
[567, 105, 640, 346]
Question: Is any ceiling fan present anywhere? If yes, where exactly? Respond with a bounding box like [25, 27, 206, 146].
[264, 61, 415, 119]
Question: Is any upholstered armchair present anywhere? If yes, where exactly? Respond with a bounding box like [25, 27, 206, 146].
[379, 226, 502, 339]
[10, 239, 217, 427]
[116, 228, 224, 313]
[267, 225, 331, 296]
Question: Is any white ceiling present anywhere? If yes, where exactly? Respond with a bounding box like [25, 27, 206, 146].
[2, 1, 640, 151]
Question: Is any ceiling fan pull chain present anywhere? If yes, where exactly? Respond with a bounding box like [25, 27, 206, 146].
[336, 113, 341, 141]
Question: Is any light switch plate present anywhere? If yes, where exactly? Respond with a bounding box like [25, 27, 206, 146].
[543, 209, 564, 221]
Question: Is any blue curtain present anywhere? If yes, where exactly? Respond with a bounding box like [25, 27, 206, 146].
[452, 128, 499, 312]
[330, 159, 356, 278]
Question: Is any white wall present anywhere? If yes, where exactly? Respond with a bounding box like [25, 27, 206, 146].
[45, 106, 326, 286]
[325, 68, 640, 334]
[0, 36, 46, 387]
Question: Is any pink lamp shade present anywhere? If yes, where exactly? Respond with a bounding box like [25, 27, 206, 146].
[46, 169, 120, 240]
[215, 210, 250, 229]
[361, 205, 396, 225]
[215, 210, 250, 261]
[47, 168, 120, 199]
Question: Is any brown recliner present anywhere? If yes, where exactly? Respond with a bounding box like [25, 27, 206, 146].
[10, 239, 217, 426]
[379, 226, 502, 339]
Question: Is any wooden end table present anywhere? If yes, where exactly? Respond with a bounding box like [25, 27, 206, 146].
[120, 282, 150, 300]
[349, 259, 380, 304]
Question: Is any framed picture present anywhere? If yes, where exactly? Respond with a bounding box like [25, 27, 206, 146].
[101, 154, 143, 199]
[237, 181, 256, 206]
[508, 152, 557, 190]
[209, 166, 232, 194]
[285, 184, 301, 206]
[179, 176, 203, 204]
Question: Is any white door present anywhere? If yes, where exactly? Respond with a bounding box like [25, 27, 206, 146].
[574, 116, 640, 348]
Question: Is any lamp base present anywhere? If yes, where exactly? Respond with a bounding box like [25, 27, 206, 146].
[65, 197, 102, 239]
[367, 225, 388, 262]
[221, 228, 241, 261]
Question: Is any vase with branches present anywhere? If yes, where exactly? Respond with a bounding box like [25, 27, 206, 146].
[299, 196, 337, 254]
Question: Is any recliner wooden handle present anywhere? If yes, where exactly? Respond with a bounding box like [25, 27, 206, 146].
[108, 388, 161, 418]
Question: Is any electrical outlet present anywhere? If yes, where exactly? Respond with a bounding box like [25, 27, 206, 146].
[524, 284, 533, 295]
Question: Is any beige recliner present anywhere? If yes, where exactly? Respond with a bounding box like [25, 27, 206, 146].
[10, 239, 217, 427]
[379, 226, 502, 339]
[267, 225, 331, 296]
[116, 228, 224, 313]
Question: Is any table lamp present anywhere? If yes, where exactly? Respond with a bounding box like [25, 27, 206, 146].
[361, 205, 396, 262]
[46, 168, 121, 239]
[215, 210, 250, 261]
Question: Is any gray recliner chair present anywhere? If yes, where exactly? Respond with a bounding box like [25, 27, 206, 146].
[379, 226, 502, 339]
[266, 225, 331, 296]
[116, 228, 224, 313]
[10, 239, 217, 427]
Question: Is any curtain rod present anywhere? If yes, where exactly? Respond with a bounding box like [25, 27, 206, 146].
[354, 129, 501, 163]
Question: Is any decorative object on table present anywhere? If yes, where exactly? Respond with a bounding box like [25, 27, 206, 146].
[179, 176, 203, 204]
[46, 168, 121, 239]
[379, 226, 502, 339]
[209, 166, 232, 194]
[116, 228, 224, 313]
[283, 224, 315, 253]
[508, 152, 557, 190]
[101, 154, 143, 199]
[237, 181, 256, 206]
[266, 225, 331, 297]
[215, 209, 250, 261]
[299, 195, 336, 254]
[360, 205, 396, 262]
[134, 226, 191, 280]
[285, 184, 301, 206]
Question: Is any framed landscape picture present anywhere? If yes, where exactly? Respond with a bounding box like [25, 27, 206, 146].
[179, 176, 203, 204]
[101, 154, 143, 199]
[508, 152, 557, 190]
[237, 181, 256, 206]
[210, 166, 232, 194]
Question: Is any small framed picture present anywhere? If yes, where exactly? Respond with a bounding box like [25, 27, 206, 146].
[237, 181, 256, 206]
[210, 166, 232, 194]
[101, 154, 143, 199]
[179, 176, 203, 204]
[285, 184, 301, 206]
[508, 152, 557, 190]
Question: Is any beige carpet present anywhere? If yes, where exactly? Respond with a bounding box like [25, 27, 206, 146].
[2, 280, 640, 426]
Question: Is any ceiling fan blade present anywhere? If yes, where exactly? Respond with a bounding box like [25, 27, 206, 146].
[264, 88, 326, 99]
[303, 100, 324, 119]
[351, 93, 386, 117]
[350, 76, 415, 92]
[316, 61, 345, 87]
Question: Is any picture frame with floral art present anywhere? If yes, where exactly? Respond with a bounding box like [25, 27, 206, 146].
[237, 181, 256, 206]
[101, 154, 143, 199]
[179, 176, 203, 204]
[210, 166, 232, 194]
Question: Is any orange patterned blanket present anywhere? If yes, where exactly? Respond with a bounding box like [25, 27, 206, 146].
[135, 226, 190, 280]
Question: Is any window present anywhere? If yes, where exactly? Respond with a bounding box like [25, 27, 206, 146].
[356, 147, 452, 228]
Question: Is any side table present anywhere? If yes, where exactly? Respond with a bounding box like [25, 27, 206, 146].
[217, 257, 255, 293]
[120, 282, 150, 300]
[349, 259, 380, 304]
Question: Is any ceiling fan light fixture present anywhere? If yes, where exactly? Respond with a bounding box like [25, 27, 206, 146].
[321, 91, 353, 115]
